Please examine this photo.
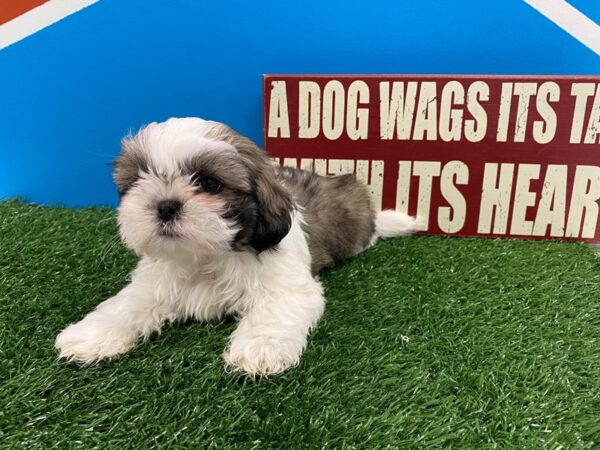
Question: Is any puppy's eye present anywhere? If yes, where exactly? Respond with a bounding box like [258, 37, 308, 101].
[194, 175, 222, 194]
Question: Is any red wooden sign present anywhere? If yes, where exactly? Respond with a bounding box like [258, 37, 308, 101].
[263, 75, 600, 242]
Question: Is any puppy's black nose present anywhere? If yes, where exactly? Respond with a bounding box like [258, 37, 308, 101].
[157, 199, 182, 222]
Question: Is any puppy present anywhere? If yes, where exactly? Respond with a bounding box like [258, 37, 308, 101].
[55, 117, 418, 375]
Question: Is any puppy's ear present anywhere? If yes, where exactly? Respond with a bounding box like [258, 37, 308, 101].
[113, 137, 148, 197]
[249, 163, 293, 252]
[212, 126, 292, 252]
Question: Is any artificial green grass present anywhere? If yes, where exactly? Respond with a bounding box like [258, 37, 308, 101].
[1, 199, 599, 449]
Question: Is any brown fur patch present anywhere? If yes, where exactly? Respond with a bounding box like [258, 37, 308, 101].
[277, 166, 376, 275]
[182, 151, 252, 194]
[200, 123, 293, 253]
[113, 138, 150, 196]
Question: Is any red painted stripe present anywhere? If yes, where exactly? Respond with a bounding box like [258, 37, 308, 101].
[0, 0, 49, 26]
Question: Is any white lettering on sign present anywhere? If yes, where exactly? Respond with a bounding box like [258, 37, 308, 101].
[346, 80, 370, 140]
[412, 161, 442, 229]
[267, 81, 290, 138]
[413, 82, 438, 141]
[395, 160, 469, 233]
[322, 80, 345, 140]
[497, 82, 560, 144]
[584, 85, 600, 144]
[298, 80, 370, 140]
[510, 163, 540, 236]
[477, 163, 600, 238]
[298, 81, 320, 139]
[465, 81, 489, 143]
[438, 161, 469, 233]
[439, 81, 464, 142]
[569, 83, 596, 144]
[513, 83, 538, 143]
[533, 165, 567, 237]
[496, 82, 513, 143]
[566, 166, 600, 238]
[271, 79, 596, 146]
[380, 81, 490, 142]
[379, 81, 418, 140]
[534, 82, 560, 144]
[478, 163, 515, 234]
[396, 161, 412, 214]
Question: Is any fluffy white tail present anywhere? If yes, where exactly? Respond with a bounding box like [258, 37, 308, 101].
[374, 210, 420, 239]
[357, 210, 420, 255]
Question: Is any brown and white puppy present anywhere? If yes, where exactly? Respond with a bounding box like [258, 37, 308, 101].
[55, 117, 418, 375]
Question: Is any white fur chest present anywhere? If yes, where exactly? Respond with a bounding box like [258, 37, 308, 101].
[135, 252, 259, 321]
[133, 213, 313, 321]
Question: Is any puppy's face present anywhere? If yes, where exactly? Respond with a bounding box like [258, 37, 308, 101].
[113, 118, 292, 259]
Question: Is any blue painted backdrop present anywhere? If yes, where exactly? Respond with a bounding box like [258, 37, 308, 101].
[1, 0, 599, 206]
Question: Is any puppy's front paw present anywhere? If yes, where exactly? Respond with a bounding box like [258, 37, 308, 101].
[55, 312, 137, 365]
[223, 332, 305, 376]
